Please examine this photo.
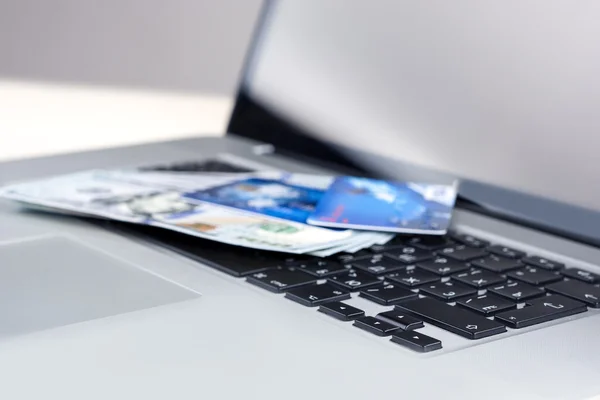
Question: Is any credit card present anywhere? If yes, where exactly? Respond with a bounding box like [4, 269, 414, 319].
[183, 178, 324, 223]
[307, 176, 457, 234]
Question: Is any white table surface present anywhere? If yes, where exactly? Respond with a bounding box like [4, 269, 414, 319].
[0, 80, 229, 162]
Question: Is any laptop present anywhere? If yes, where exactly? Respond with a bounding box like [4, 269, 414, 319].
[1, 1, 599, 399]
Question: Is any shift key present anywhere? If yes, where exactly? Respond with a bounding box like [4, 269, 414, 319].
[396, 297, 507, 340]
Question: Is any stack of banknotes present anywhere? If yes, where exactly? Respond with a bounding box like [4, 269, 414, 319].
[0, 169, 396, 256]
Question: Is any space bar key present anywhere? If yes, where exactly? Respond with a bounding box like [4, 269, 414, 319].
[396, 297, 507, 340]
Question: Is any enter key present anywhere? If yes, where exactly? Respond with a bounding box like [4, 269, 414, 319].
[546, 279, 600, 308]
[495, 295, 587, 329]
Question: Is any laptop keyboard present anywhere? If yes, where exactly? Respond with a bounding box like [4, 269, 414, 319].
[111, 222, 599, 354]
[110, 159, 599, 354]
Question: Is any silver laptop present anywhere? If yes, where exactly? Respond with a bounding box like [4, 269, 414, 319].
[1, 1, 599, 399]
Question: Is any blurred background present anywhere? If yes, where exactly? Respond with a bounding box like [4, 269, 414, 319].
[0, 0, 263, 161]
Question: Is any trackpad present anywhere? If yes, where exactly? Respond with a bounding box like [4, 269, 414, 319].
[0, 236, 199, 337]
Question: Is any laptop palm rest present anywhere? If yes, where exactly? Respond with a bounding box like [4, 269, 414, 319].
[0, 235, 199, 337]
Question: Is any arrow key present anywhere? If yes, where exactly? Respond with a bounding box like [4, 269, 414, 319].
[353, 316, 399, 336]
[546, 280, 600, 308]
[391, 330, 442, 353]
[377, 310, 424, 330]
[318, 301, 365, 321]
[495, 295, 587, 328]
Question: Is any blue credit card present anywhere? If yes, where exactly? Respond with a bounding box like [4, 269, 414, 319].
[307, 177, 457, 234]
[183, 178, 324, 223]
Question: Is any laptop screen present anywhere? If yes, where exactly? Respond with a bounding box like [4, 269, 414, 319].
[238, 1, 600, 216]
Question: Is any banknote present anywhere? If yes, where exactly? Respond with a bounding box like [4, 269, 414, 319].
[306, 232, 380, 257]
[152, 202, 353, 253]
[0, 170, 357, 254]
[0, 170, 162, 222]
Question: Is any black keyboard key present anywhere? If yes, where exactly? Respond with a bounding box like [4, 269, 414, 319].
[293, 259, 347, 277]
[419, 281, 477, 301]
[145, 159, 253, 173]
[488, 280, 546, 302]
[198, 252, 272, 277]
[437, 245, 488, 261]
[328, 269, 381, 291]
[562, 268, 600, 284]
[451, 233, 489, 248]
[370, 243, 404, 253]
[404, 236, 454, 251]
[456, 294, 516, 315]
[370, 237, 405, 253]
[452, 269, 505, 288]
[391, 330, 442, 353]
[382, 236, 406, 246]
[335, 251, 372, 264]
[377, 310, 424, 330]
[507, 266, 562, 286]
[246, 268, 317, 293]
[318, 302, 365, 321]
[487, 245, 526, 259]
[359, 283, 418, 305]
[353, 316, 399, 336]
[351, 254, 406, 276]
[495, 295, 587, 329]
[285, 283, 350, 307]
[417, 256, 470, 276]
[396, 297, 507, 339]
[385, 246, 434, 264]
[471, 255, 522, 273]
[386, 266, 440, 287]
[546, 280, 600, 308]
[522, 256, 564, 271]
[280, 254, 317, 265]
